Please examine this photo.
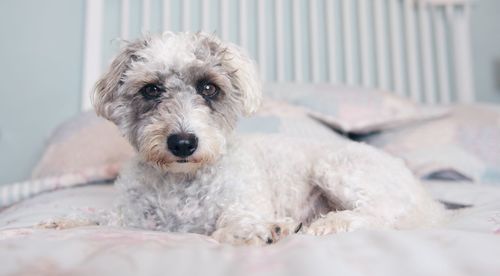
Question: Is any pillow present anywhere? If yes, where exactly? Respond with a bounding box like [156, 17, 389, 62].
[32, 112, 135, 179]
[1, 99, 347, 208]
[264, 83, 448, 134]
[236, 98, 348, 145]
[5, 99, 344, 209]
[0, 112, 135, 208]
[33, 99, 347, 179]
[363, 104, 500, 184]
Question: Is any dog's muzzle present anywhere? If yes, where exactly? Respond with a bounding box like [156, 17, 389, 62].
[167, 133, 198, 158]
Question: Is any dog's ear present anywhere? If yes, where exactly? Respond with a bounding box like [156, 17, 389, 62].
[219, 41, 262, 116]
[92, 38, 149, 120]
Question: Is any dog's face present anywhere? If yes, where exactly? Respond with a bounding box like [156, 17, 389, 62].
[93, 32, 261, 173]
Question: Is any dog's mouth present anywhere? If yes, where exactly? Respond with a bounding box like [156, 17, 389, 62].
[176, 158, 202, 164]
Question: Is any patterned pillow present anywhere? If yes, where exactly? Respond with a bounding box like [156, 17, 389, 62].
[264, 83, 448, 134]
[33, 98, 346, 179]
[236, 98, 347, 145]
[31, 112, 135, 178]
[0, 99, 347, 208]
[363, 104, 500, 184]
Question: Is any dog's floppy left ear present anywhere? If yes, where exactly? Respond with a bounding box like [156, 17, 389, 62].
[92, 38, 149, 121]
[222, 43, 262, 116]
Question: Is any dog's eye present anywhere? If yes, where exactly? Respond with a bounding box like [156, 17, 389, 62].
[140, 84, 163, 100]
[196, 81, 219, 99]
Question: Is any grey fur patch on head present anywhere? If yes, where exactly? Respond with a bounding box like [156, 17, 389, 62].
[92, 32, 262, 173]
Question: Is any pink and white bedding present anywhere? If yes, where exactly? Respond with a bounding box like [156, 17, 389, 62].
[1, 84, 499, 275]
[0, 182, 499, 276]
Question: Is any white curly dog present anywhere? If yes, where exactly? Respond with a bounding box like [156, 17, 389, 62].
[90, 32, 444, 245]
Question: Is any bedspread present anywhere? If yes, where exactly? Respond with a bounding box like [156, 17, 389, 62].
[1, 182, 499, 276]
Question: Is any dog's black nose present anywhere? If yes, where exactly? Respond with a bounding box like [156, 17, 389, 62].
[167, 133, 198, 157]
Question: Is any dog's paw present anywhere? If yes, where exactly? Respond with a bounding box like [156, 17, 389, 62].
[212, 220, 303, 246]
[306, 211, 382, 235]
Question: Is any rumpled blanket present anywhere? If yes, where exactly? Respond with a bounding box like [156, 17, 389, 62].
[1, 181, 499, 276]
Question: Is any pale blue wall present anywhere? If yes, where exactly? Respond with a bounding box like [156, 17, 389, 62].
[471, 0, 500, 102]
[0, 0, 84, 184]
[0, 0, 499, 185]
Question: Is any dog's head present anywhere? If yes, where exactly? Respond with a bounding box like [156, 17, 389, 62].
[93, 32, 261, 173]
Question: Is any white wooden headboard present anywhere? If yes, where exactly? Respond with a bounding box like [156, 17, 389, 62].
[81, 0, 475, 110]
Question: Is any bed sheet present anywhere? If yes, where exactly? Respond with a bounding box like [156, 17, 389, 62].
[0, 182, 499, 276]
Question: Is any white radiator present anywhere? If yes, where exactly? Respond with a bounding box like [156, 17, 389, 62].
[81, 0, 475, 109]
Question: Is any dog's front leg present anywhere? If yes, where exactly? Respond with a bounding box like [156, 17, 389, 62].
[211, 211, 302, 246]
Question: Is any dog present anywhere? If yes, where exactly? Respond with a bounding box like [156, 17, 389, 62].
[92, 32, 444, 245]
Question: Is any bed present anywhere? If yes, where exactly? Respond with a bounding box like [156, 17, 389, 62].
[1, 84, 500, 275]
[2, 0, 499, 275]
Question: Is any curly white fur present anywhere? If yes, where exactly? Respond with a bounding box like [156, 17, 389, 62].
[92, 32, 444, 245]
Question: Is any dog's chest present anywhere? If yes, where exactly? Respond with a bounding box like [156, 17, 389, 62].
[150, 177, 226, 234]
